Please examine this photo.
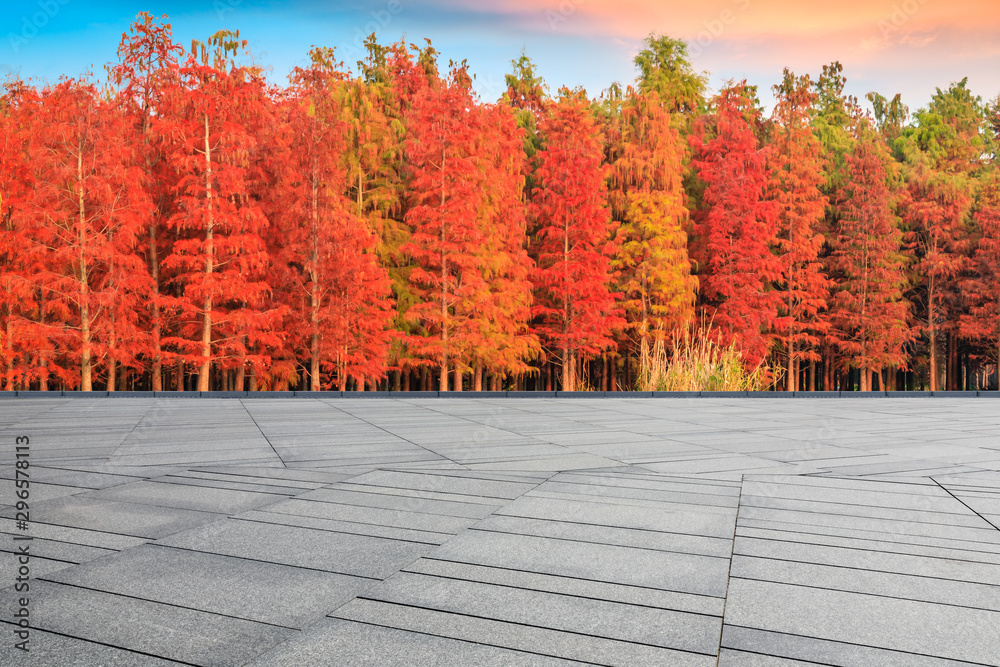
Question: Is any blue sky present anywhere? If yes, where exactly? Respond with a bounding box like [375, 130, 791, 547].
[2, 1, 998, 113]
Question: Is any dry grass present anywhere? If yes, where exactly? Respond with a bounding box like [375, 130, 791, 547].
[637, 326, 775, 392]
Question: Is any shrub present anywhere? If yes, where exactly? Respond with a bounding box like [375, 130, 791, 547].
[637, 325, 776, 392]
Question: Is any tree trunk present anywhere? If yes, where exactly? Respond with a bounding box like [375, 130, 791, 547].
[309, 335, 320, 392]
[787, 341, 796, 392]
[948, 332, 958, 391]
[808, 357, 816, 391]
[572, 354, 579, 391]
[197, 114, 214, 393]
[473, 364, 482, 391]
[150, 221, 162, 392]
[453, 367, 463, 392]
[438, 159, 451, 395]
[107, 357, 116, 392]
[562, 348, 571, 391]
[144, 106, 163, 393]
[78, 148, 93, 392]
[309, 166, 322, 392]
[823, 346, 832, 392]
[3, 315, 12, 391]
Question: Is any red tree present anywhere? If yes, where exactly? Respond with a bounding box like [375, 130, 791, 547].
[275, 49, 395, 391]
[828, 122, 911, 390]
[959, 182, 1000, 388]
[902, 165, 972, 390]
[402, 67, 487, 391]
[531, 90, 623, 391]
[25, 78, 152, 391]
[0, 80, 44, 389]
[158, 32, 283, 391]
[690, 82, 782, 367]
[466, 101, 538, 390]
[109, 12, 183, 391]
[769, 70, 831, 390]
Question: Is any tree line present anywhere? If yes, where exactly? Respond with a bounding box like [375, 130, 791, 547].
[2, 13, 999, 392]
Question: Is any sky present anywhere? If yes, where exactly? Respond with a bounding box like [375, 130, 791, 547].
[1, 0, 998, 113]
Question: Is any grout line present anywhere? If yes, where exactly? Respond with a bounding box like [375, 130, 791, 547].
[342, 598, 722, 660]
[325, 615, 612, 665]
[721, 624, 997, 666]
[315, 400, 456, 466]
[932, 478, 1000, 532]
[33, 577, 302, 630]
[715, 474, 744, 666]
[0, 620, 202, 666]
[239, 400, 288, 468]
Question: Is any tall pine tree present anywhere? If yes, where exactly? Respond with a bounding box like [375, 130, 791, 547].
[159, 32, 282, 391]
[531, 89, 623, 391]
[690, 82, 782, 368]
[769, 70, 831, 390]
[829, 122, 911, 390]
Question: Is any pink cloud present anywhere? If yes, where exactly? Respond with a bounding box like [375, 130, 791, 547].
[432, 0, 1000, 104]
[444, 0, 996, 36]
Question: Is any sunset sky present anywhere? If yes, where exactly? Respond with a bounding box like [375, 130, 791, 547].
[2, 0, 998, 112]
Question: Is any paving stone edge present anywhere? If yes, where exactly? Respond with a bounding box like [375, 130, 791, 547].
[1, 390, 995, 398]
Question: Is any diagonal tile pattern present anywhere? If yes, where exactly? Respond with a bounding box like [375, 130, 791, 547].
[1, 396, 999, 665]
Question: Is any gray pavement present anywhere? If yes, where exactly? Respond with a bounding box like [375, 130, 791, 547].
[2, 396, 999, 666]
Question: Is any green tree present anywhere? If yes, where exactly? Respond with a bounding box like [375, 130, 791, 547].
[633, 34, 707, 117]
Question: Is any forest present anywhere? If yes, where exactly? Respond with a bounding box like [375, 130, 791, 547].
[1, 13, 999, 393]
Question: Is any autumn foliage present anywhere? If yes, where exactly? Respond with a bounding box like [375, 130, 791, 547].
[530, 90, 623, 391]
[768, 70, 830, 390]
[690, 82, 782, 368]
[3, 19, 1000, 392]
[828, 124, 912, 390]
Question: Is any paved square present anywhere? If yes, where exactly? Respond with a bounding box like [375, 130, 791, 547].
[2, 396, 1000, 665]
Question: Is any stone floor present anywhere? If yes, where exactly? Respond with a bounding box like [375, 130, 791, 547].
[1, 396, 999, 666]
